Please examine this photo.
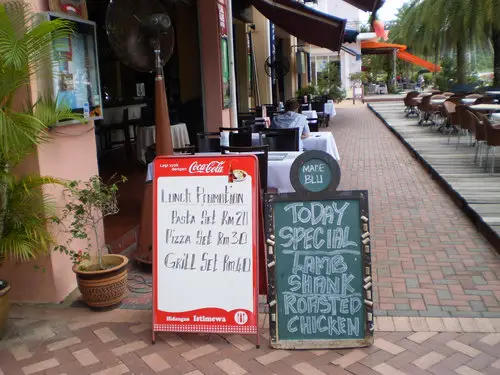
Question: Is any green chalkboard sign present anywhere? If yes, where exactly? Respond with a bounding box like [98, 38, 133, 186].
[290, 151, 341, 194]
[264, 190, 372, 349]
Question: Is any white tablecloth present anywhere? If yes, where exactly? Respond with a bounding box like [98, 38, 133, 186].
[462, 98, 477, 105]
[302, 110, 318, 119]
[267, 152, 303, 193]
[251, 131, 340, 160]
[146, 151, 302, 192]
[324, 101, 336, 117]
[136, 123, 190, 164]
[431, 99, 446, 105]
[145, 151, 305, 193]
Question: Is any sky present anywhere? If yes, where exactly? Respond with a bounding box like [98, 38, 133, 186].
[359, 0, 407, 22]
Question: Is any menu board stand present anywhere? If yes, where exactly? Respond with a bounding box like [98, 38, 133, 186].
[264, 151, 374, 349]
[152, 155, 260, 347]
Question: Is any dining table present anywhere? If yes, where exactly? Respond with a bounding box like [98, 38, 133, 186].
[461, 98, 477, 105]
[468, 104, 500, 112]
[136, 123, 190, 164]
[251, 131, 340, 161]
[145, 148, 338, 193]
[430, 98, 447, 105]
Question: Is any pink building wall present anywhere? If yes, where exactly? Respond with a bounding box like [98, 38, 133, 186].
[0, 0, 102, 303]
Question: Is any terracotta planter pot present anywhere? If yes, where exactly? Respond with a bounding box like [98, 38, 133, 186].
[0, 281, 10, 339]
[73, 254, 128, 309]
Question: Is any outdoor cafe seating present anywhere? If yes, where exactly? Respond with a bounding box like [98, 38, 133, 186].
[145, 105, 340, 193]
[403, 89, 500, 175]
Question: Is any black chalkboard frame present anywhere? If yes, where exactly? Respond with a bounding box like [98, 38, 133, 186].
[264, 189, 373, 350]
[289, 150, 341, 194]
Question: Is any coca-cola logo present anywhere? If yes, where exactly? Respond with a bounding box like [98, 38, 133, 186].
[188, 161, 225, 174]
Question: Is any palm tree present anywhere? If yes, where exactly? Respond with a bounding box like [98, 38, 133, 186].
[0, 1, 80, 266]
[391, 0, 479, 84]
[480, 0, 500, 86]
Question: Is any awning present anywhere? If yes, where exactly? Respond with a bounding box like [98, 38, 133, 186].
[341, 45, 361, 61]
[361, 40, 407, 55]
[360, 41, 441, 72]
[343, 28, 359, 43]
[250, 0, 346, 51]
[397, 51, 441, 73]
[343, 0, 385, 12]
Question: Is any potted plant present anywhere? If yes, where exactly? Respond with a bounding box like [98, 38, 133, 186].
[54, 175, 128, 309]
[0, 1, 78, 338]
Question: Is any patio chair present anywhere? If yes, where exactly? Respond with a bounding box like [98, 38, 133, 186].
[307, 118, 319, 132]
[466, 110, 486, 165]
[475, 96, 496, 105]
[478, 113, 500, 174]
[197, 132, 220, 152]
[429, 95, 448, 126]
[418, 94, 439, 126]
[229, 132, 253, 147]
[241, 119, 267, 133]
[260, 128, 299, 151]
[443, 101, 459, 142]
[404, 91, 420, 118]
[455, 104, 474, 148]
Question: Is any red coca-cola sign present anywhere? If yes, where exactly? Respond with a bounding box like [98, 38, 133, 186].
[188, 161, 225, 174]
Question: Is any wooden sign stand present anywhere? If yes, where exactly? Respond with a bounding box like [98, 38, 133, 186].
[264, 151, 374, 349]
[152, 155, 260, 347]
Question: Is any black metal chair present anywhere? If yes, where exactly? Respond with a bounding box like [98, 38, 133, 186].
[197, 132, 220, 152]
[145, 144, 195, 164]
[96, 108, 134, 159]
[229, 132, 253, 147]
[307, 118, 319, 132]
[219, 126, 252, 133]
[174, 145, 196, 155]
[220, 145, 269, 192]
[241, 119, 267, 133]
[260, 128, 299, 151]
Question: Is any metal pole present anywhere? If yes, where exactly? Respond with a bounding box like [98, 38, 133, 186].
[393, 48, 397, 91]
[226, 0, 238, 127]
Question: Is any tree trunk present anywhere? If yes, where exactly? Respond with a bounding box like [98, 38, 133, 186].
[493, 27, 500, 87]
[456, 39, 467, 84]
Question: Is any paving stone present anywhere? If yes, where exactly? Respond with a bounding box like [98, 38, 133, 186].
[72, 348, 99, 366]
[111, 341, 148, 356]
[142, 353, 170, 372]
[479, 333, 500, 345]
[373, 363, 408, 375]
[21, 358, 59, 375]
[455, 365, 484, 375]
[90, 363, 129, 375]
[93, 328, 119, 344]
[331, 349, 368, 368]
[225, 335, 254, 351]
[47, 337, 82, 352]
[446, 340, 481, 358]
[255, 350, 291, 365]
[407, 332, 438, 344]
[292, 362, 326, 375]
[9, 344, 32, 361]
[373, 339, 406, 355]
[412, 351, 446, 370]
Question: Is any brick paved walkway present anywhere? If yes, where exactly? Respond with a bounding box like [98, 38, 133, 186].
[2, 104, 500, 375]
[332, 104, 500, 318]
[1, 309, 500, 375]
